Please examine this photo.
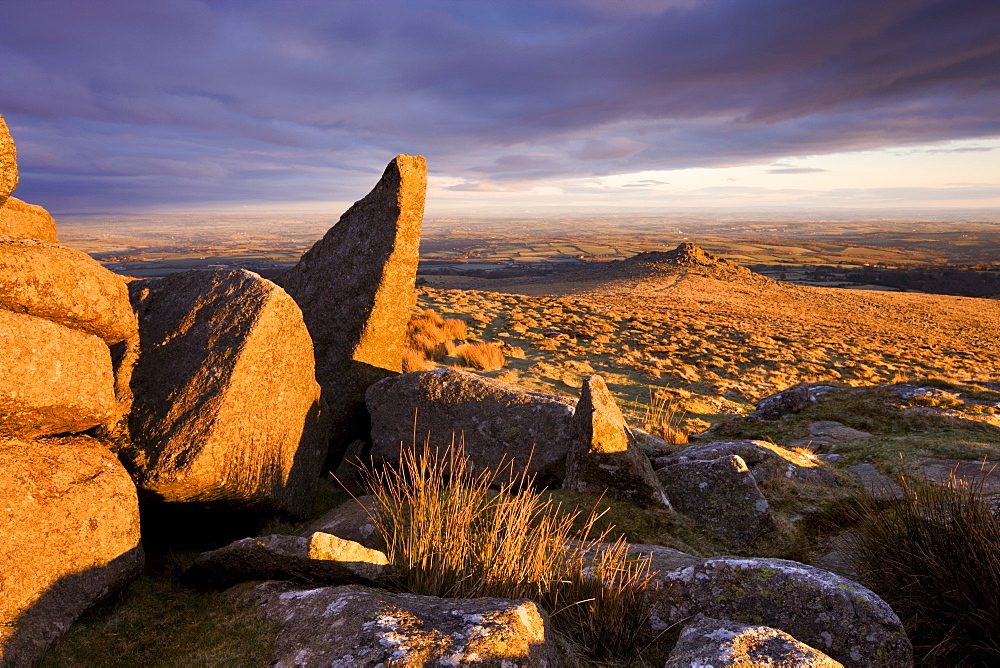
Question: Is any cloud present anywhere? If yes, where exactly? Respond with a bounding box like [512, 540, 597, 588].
[768, 167, 830, 174]
[1, 0, 998, 211]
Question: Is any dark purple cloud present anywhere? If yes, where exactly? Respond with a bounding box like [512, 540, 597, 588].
[0, 0, 997, 212]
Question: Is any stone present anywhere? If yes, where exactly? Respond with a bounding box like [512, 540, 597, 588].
[0, 114, 16, 207]
[184, 533, 388, 587]
[275, 155, 426, 467]
[0, 237, 136, 344]
[367, 368, 577, 486]
[656, 455, 776, 547]
[809, 421, 872, 441]
[846, 463, 904, 501]
[919, 458, 1000, 493]
[657, 439, 838, 487]
[119, 269, 328, 516]
[234, 582, 562, 666]
[299, 495, 386, 552]
[645, 557, 912, 667]
[0, 198, 57, 242]
[752, 385, 842, 420]
[0, 436, 143, 666]
[0, 309, 116, 438]
[665, 616, 843, 667]
[563, 375, 671, 508]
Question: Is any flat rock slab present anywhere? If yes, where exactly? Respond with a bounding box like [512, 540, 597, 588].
[0, 436, 143, 666]
[0, 198, 57, 242]
[367, 368, 576, 486]
[0, 114, 15, 207]
[658, 439, 837, 487]
[666, 616, 843, 667]
[234, 582, 562, 666]
[646, 557, 912, 667]
[299, 495, 386, 552]
[276, 155, 426, 464]
[752, 385, 843, 420]
[657, 455, 776, 547]
[0, 310, 116, 438]
[919, 458, 1000, 493]
[846, 463, 904, 501]
[564, 375, 670, 508]
[121, 269, 328, 516]
[184, 533, 388, 587]
[0, 237, 136, 343]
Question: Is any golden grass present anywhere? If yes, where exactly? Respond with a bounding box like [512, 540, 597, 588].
[403, 308, 469, 371]
[641, 388, 687, 445]
[454, 341, 507, 371]
[356, 441, 655, 662]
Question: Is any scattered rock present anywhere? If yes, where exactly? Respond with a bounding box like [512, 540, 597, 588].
[120, 269, 328, 516]
[0, 197, 57, 242]
[0, 114, 16, 207]
[234, 582, 563, 666]
[809, 421, 872, 441]
[299, 496, 385, 552]
[665, 616, 843, 667]
[367, 368, 576, 486]
[184, 533, 388, 587]
[658, 439, 838, 487]
[0, 309, 116, 438]
[656, 455, 776, 547]
[0, 237, 136, 344]
[752, 385, 842, 420]
[276, 155, 426, 466]
[846, 463, 904, 501]
[0, 435, 143, 666]
[646, 557, 912, 667]
[903, 405, 1000, 430]
[563, 375, 671, 508]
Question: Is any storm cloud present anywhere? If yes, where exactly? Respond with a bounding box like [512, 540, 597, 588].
[1, 0, 997, 211]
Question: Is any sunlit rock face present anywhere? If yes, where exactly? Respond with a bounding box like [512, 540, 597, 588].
[0, 197, 57, 242]
[0, 436, 143, 666]
[563, 374, 671, 508]
[0, 310, 116, 438]
[665, 617, 844, 667]
[119, 268, 328, 516]
[0, 114, 16, 208]
[275, 155, 426, 468]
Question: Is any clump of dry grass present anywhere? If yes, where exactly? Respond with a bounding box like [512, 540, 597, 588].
[845, 470, 1000, 665]
[403, 309, 469, 372]
[357, 442, 655, 663]
[642, 388, 687, 444]
[454, 341, 507, 371]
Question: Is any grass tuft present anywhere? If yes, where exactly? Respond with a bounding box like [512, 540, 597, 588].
[845, 469, 1000, 665]
[453, 341, 507, 371]
[356, 441, 655, 663]
[403, 309, 470, 371]
[642, 387, 687, 444]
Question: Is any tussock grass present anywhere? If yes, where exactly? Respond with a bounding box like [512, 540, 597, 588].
[357, 442, 656, 663]
[641, 387, 687, 445]
[845, 470, 1000, 665]
[453, 341, 507, 371]
[403, 308, 469, 372]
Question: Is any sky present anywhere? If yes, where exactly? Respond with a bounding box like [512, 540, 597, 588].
[1, 0, 998, 217]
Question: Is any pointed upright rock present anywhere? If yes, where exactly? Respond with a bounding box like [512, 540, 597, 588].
[275, 155, 426, 466]
[0, 114, 16, 207]
[564, 375, 672, 509]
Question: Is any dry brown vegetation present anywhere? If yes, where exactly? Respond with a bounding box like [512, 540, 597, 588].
[402, 308, 469, 372]
[453, 341, 506, 371]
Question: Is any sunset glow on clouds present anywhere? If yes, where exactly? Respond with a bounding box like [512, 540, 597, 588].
[1, 0, 997, 215]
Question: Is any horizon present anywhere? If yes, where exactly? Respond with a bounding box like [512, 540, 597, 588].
[3, 1, 999, 217]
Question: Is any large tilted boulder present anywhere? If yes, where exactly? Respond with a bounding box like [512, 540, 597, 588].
[665, 617, 843, 667]
[0, 198, 57, 242]
[645, 557, 912, 667]
[0, 114, 16, 207]
[184, 532, 388, 586]
[656, 455, 776, 547]
[564, 375, 671, 508]
[275, 155, 426, 467]
[234, 582, 563, 666]
[0, 436, 143, 666]
[0, 237, 136, 343]
[0, 309, 116, 438]
[367, 368, 576, 486]
[119, 269, 328, 516]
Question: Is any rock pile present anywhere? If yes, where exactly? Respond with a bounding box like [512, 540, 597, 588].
[0, 116, 142, 666]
